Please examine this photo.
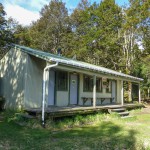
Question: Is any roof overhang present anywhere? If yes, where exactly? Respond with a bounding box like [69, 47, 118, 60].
[14, 44, 144, 82]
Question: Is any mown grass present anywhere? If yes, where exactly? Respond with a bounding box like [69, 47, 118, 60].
[0, 108, 150, 150]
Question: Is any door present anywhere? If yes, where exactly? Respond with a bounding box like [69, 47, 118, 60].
[48, 70, 55, 105]
[70, 74, 78, 105]
[111, 80, 116, 103]
[132, 84, 139, 101]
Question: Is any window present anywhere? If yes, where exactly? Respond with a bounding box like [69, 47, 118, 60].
[106, 79, 112, 93]
[83, 75, 93, 92]
[96, 78, 102, 92]
[56, 71, 68, 91]
[83, 75, 102, 92]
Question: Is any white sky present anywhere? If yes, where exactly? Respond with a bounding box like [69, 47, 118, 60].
[5, 3, 40, 26]
[1, 0, 129, 26]
[1, 0, 50, 26]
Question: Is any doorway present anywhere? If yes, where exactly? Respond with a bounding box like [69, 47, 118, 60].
[70, 74, 78, 105]
[48, 70, 55, 106]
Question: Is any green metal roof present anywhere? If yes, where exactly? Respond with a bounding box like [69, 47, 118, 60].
[14, 44, 143, 82]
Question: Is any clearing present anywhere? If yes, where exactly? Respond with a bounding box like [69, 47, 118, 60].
[0, 105, 150, 150]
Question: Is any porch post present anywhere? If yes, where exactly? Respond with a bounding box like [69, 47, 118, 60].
[121, 80, 124, 106]
[138, 83, 141, 103]
[128, 81, 132, 102]
[93, 75, 96, 108]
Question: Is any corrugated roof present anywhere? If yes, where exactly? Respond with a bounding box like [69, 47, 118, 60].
[14, 44, 143, 82]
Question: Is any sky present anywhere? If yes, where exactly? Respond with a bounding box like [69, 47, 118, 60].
[0, 0, 129, 26]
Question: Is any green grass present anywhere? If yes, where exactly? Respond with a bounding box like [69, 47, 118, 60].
[0, 109, 150, 150]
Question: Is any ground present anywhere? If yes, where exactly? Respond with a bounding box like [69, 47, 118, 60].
[0, 105, 150, 150]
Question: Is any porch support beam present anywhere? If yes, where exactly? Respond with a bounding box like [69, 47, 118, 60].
[93, 75, 96, 108]
[128, 81, 132, 102]
[121, 80, 124, 106]
[138, 83, 141, 103]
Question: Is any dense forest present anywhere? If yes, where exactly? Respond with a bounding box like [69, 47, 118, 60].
[0, 0, 150, 96]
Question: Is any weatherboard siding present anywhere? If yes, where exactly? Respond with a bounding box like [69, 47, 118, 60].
[0, 48, 26, 109]
[24, 55, 45, 108]
[56, 91, 69, 106]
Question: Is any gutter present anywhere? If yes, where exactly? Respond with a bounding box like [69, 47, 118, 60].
[42, 62, 58, 127]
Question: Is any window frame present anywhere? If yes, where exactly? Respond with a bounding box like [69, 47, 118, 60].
[56, 70, 68, 91]
[96, 77, 102, 92]
[83, 75, 93, 92]
[83, 75, 102, 92]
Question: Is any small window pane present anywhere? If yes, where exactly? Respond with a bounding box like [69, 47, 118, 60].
[56, 71, 68, 91]
[83, 75, 102, 92]
[96, 78, 102, 92]
[83, 75, 93, 92]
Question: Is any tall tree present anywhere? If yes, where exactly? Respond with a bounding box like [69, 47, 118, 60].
[120, 0, 150, 101]
[91, 0, 123, 69]
[29, 0, 71, 54]
[0, 4, 15, 58]
[121, 0, 150, 74]
[0, 3, 7, 57]
[14, 24, 31, 46]
[71, 0, 123, 69]
[70, 0, 92, 59]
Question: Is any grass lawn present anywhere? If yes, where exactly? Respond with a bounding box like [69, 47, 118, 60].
[0, 106, 150, 150]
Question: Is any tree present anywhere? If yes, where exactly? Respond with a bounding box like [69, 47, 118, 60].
[29, 0, 71, 55]
[121, 0, 150, 74]
[70, 0, 92, 60]
[119, 0, 150, 101]
[91, 0, 123, 70]
[71, 0, 123, 69]
[13, 24, 31, 46]
[0, 3, 7, 57]
[0, 4, 15, 58]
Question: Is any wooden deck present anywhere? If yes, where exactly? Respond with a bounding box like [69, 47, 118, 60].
[25, 103, 144, 118]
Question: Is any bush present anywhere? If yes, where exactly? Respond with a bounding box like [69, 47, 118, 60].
[0, 96, 5, 111]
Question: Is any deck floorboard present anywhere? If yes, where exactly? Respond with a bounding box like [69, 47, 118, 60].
[25, 104, 144, 117]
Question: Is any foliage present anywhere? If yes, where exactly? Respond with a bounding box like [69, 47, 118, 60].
[0, 3, 7, 47]
[0, 4, 15, 58]
[120, 0, 150, 75]
[0, 3, 8, 58]
[28, 0, 72, 55]
[13, 24, 31, 46]
[0, 0, 150, 90]
[70, 0, 123, 69]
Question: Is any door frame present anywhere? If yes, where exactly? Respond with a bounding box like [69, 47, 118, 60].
[68, 73, 79, 105]
[48, 70, 56, 106]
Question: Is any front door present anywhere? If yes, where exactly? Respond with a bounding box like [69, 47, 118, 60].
[48, 70, 55, 106]
[111, 80, 116, 103]
[70, 74, 78, 105]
